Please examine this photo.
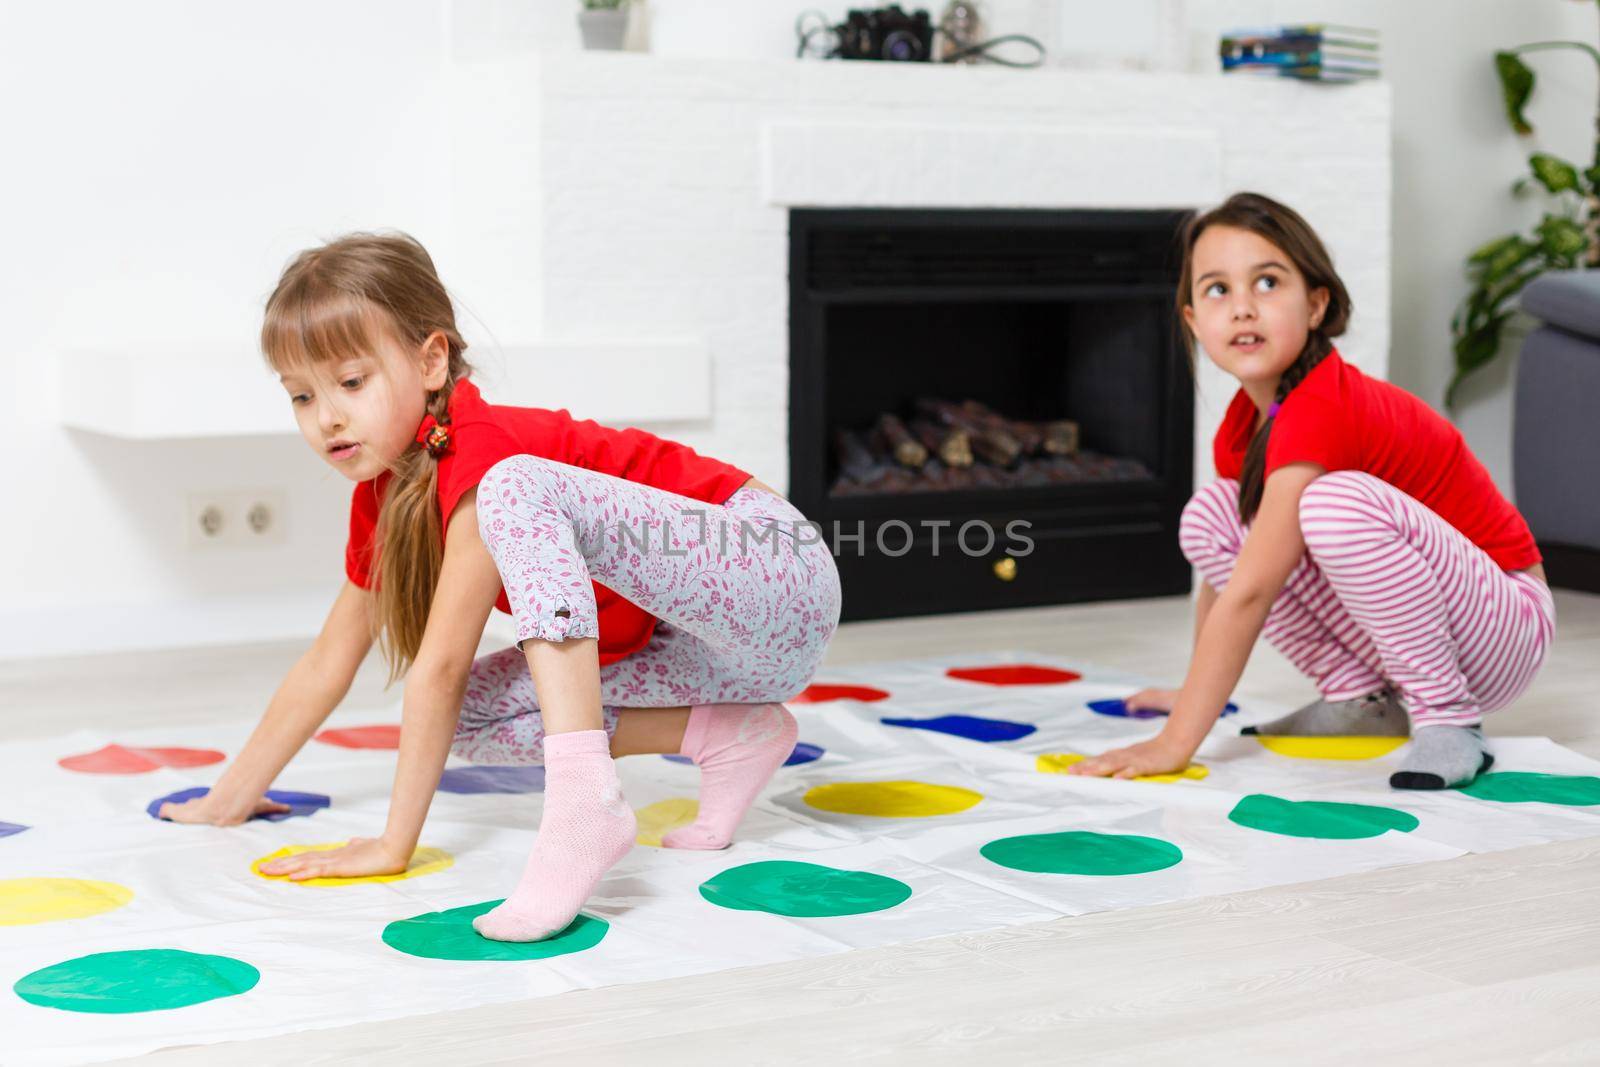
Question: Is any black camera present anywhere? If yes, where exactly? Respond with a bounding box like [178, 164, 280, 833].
[836, 6, 934, 62]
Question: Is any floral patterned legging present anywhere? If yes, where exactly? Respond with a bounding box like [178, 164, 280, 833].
[451, 456, 842, 764]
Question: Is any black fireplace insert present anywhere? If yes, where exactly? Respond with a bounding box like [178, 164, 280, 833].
[788, 207, 1195, 621]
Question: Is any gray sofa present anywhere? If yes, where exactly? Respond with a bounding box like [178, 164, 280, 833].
[1515, 269, 1600, 592]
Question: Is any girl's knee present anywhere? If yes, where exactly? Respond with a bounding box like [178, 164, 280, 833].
[1299, 469, 1380, 507]
[476, 456, 587, 563]
[448, 725, 495, 763]
[479, 454, 562, 504]
[1298, 471, 1388, 551]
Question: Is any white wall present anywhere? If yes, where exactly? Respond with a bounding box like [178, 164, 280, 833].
[1, 0, 1583, 658]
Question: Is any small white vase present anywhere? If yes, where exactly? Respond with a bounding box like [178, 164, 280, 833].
[578, 8, 629, 51]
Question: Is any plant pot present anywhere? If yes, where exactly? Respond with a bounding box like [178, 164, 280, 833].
[578, 9, 629, 51]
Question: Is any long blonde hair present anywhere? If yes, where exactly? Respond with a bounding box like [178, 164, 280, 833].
[261, 232, 472, 681]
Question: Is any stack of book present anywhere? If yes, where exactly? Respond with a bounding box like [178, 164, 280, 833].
[1219, 24, 1380, 82]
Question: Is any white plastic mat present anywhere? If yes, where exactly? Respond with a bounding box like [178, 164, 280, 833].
[3, 651, 1597, 1064]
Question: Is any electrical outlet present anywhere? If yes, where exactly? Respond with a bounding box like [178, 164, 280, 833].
[186, 489, 288, 549]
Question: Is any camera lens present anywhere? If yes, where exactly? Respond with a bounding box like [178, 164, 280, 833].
[883, 29, 923, 61]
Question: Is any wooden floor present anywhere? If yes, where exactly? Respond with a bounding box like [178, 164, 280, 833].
[7, 590, 1599, 1065]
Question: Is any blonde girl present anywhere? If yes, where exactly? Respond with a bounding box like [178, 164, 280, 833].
[161, 232, 842, 942]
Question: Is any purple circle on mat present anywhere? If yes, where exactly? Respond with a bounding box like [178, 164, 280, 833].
[880, 714, 1037, 742]
[663, 741, 825, 767]
[0, 821, 27, 838]
[1089, 698, 1238, 720]
[436, 765, 546, 795]
[146, 786, 330, 822]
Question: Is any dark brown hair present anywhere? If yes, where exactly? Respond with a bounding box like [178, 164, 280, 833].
[1175, 192, 1351, 523]
[260, 232, 472, 681]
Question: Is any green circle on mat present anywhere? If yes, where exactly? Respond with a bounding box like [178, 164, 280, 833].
[381, 899, 609, 961]
[1456, 771, 1600, 806]
[699, 860, 912, 917]
[980, 831, 1183, 875]
[1227, 793, 1419, 840]
[14, 949, 259, 1014]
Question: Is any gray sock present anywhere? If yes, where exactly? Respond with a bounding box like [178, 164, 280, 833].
[1240, 689, 1410, 737]
[1390, 725, 1493, 790]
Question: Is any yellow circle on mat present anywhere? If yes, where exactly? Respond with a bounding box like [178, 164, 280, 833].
[803, 781, 983, 818]
[1254, 736, 1408, 761]
[251, 843, 454, 887]
[0, 877, 134, 926]
[1035, 752, 1209, 783]
[1254, 739, 1408, 764]
[635, 798, 700, 847]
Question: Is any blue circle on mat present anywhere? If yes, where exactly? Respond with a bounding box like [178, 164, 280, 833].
[663, 741, 825, 767]
[436, 765, 546, 794]
[1089, 698, 1238, 720]
[785, 742, 825, 766]
[0, 821, 27, 839]
[146, 786, 330, 822]
[880, 714, 1037, 742]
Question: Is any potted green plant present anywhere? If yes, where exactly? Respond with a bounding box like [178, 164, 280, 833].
[1448, 1, 1600, 407]
[578, 0, 630, 51]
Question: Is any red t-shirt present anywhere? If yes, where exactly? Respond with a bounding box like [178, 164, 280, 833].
[1212, 349, 1540, 572]
[346, 378, 754, 664]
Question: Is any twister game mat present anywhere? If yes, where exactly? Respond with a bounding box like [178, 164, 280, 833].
[4, 652, 1599, 1064]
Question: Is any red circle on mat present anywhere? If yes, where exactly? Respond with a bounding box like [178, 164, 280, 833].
[314, 725, 403, 750]
[944, 665, 1082, 686]
[790, 684, 892, 704]
[58, 744, 226, 775]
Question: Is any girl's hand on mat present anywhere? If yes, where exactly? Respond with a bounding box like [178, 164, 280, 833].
[1066, 738, 1191, 780]
[159, 793, 292, 826]
[1123, 688, 1180, 715]
[258, 837, 411, 881]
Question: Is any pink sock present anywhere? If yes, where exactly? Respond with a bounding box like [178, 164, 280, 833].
[662, 703, 798, 851]
[472, 729, 635, 943]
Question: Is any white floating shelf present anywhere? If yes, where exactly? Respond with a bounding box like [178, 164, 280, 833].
[57, 350, 295, 439]
[55, 340, 712, 440]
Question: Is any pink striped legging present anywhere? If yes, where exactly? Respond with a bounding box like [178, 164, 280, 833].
[1180, 472, 1556, 728]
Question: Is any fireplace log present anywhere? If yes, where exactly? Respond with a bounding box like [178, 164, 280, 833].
[871, 413, 929, 469]
[1006, 420, 1045, 456]
[970, 427, 1023, 468]
[957, 399, 1044, 455]
[909, 418, 973, 468]
[858, 426, 910, 470]
[914, 397, 1023, 468]
[1040, 419, 1080, 456]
